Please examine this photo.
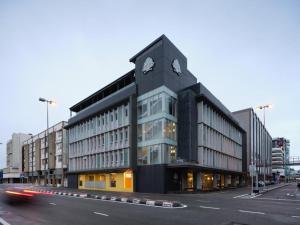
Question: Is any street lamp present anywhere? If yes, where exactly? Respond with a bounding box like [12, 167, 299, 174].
[256, 104, 272, 190]
[39, 97, 56, 186]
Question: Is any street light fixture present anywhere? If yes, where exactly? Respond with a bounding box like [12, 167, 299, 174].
[39, 97, 56, 186]
[256, 104, 272, 190]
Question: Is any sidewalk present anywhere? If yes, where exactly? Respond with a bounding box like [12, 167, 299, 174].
[261, 183, 289, 193]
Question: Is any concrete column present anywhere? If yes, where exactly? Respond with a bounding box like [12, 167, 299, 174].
[196, 172, 202, 190]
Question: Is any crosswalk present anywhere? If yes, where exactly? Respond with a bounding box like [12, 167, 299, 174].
[233, 193, 262, 199]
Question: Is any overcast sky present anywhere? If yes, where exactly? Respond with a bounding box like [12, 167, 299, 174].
[0, 0, 299, 169]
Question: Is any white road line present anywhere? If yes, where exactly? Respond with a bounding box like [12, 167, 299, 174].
[233, 194, 248, 198]
[0, 217, 11, 225]
[292, 216, 300, 218]
[49, 203, 56, 205]
[199, 206, 220, 210]
[93, 212, 109, 217]
[250, 194, 262, 199]
[255, 197, 300, 202]
[238, 210, 265, 215]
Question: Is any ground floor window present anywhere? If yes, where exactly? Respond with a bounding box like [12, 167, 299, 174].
[124, 171, 132, 189]
[110, 174, 116, 187]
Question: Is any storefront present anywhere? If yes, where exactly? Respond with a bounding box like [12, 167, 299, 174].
[78, 170, 133, 192]
[167, 166, 245, 192]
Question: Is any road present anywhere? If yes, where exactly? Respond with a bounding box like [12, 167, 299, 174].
[0, 183, 300, 225]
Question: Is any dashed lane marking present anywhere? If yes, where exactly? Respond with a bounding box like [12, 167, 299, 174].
[291, 216, 300, 218]
[199, 206, 220, 210]
[238, 210, 265, 215]
[0, 217, 11, 225]
[93, 212, 109, 217]
[49, 203, 56, 205]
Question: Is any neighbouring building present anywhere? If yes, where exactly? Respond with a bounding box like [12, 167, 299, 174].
[66, 35, 246, 193]
[271, 147, 285, 181]
[3, 133, 32, 183]
[272, 137, 290, 180]
[0, 169, 3, 183]
[233, 108, 272, 183]
[22, 121, 68, 187]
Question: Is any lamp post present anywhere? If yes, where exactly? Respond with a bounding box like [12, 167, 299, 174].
[39, 97, 55, 186]
[256, 104, 272, 189]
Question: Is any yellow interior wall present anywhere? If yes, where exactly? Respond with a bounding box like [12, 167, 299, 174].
[78, 171, 133, 192]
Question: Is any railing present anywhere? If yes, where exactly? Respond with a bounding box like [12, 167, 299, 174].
[286, 156, 300, 166]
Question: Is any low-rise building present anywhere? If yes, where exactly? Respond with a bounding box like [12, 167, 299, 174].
[233, 108, 272, 183]
[3, 133, 31, 183]
[66, 35, 246, 193]
[22, 121, 68, 187]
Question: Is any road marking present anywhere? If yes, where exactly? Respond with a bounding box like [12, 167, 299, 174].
[199, 206, 220, 210]
[255, 197, 300, 202]
[94, 212, 109, 217]
[0, 217, 11, 225]
[251, 194, 262, 198]
[292, 216, 300, 218]
[238, 210, 265, 215]
[49, 203, 56, 205]
[233, 194, 248, 198]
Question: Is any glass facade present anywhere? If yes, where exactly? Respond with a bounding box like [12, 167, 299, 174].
[137, 86, 177, 165]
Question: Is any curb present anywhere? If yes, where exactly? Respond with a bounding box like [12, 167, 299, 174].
[32, 188, 185, 208]
[261, 184, 289, 194]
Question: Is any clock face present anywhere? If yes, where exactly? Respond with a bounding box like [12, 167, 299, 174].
[142, 57, 155, 74]
[172, 59, 181, 75]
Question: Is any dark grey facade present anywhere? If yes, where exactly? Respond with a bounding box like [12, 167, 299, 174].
[66, 35, 246, 193]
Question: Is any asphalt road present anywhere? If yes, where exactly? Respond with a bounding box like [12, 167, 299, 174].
[0, 183, 300, 225]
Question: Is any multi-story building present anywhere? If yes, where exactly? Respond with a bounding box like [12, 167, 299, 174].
[0, 169, 3, 183]
[233, 108, 272, 182]
[271, 147, 285, 181]
[66, 35, 246, 193]
[3, 133, 31, 183]
[272, 137, 290, 179]
[22, 121, 68, 187]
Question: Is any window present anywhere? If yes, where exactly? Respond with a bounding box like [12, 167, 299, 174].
[58, 155, 62, 162]
[150, 145, 160, 164]
[167, 145, 176, 163]
[115, 132, 118, 143]
[149, 94, 162, 115]
[137, 100, 148, 119]
[125, 128, 128, 140]
[110, 174, 116, 187]
[138, 147, 148, 165]
[140, 119, 163, 142]
[164, 119, 176, 141]
[166, 95, 176, 117]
